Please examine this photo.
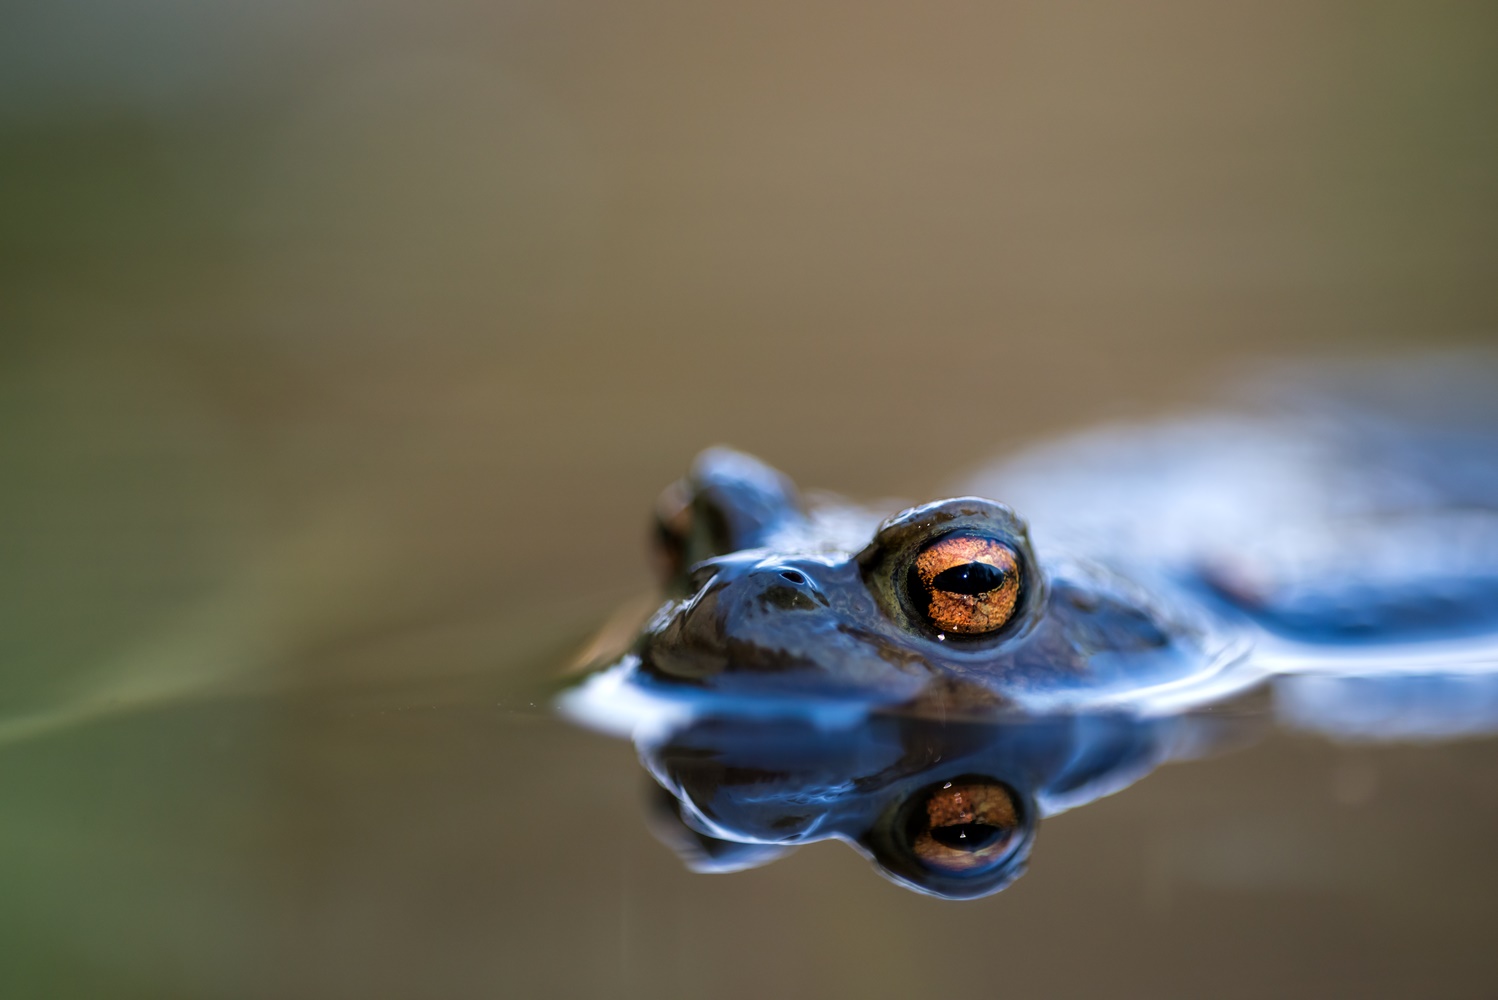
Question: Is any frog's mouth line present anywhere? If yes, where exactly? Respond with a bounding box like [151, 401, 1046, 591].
[561, 625, 1267, 748]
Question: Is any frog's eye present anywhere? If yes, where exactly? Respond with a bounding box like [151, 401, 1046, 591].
[907, 534, 1021, 636]
[650, 449, 806, 594]
[651, 479, 695, 587]
[906, 777, 1022, 875]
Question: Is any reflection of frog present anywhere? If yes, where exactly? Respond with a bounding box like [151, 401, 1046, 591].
[562, 360, 1498, 897]
[641, 711, 1253, 898]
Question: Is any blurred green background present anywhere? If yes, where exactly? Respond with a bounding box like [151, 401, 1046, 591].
[2, 2, 1497, 997]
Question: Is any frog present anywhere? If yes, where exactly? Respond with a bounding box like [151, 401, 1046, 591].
[635, 705, 1260, 898]
[560, 357, 1498, 898]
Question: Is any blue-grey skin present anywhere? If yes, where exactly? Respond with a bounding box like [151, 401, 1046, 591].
[639, 710, 1253, 899]
[562, 358, 1498, 898]
[630, 449, 1252, 716]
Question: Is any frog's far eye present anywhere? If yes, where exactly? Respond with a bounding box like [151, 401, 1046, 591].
[907, 778, 1021, 875]
[908, 534, 1021, 636]
[651, 480, 695, 587]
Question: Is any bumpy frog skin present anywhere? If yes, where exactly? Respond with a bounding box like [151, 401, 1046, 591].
[561, 359, 1498, 898]
[627, 448, 1257, 716]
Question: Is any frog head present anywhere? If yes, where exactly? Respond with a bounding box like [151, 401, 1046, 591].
[630, 448, 1247, 714]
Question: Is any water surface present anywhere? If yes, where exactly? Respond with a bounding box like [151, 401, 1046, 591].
[3, 1, 1498, 996]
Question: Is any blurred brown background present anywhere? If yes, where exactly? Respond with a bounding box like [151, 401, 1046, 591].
[2, 2, 1496, 997]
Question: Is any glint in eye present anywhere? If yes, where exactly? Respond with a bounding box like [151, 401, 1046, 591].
[909, 534, 1021, 636]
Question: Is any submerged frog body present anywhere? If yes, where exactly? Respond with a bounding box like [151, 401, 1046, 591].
[561, 359, 1498, 898]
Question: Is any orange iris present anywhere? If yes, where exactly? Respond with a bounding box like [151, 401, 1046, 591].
[911, 535, 1021, 635]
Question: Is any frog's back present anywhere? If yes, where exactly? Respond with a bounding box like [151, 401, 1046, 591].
[967, 356, 1498, 652]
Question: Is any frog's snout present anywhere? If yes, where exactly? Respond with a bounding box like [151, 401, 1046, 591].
[679, 561, 831, 639]
[641, 558, 845, 681]
[748, 565, 832, 612]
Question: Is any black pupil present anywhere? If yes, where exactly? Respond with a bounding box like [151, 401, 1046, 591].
[931, 561, 1007, 595]
[930, 823, 1005, 851]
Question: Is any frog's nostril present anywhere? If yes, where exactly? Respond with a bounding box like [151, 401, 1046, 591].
[754, 567, 829, 610]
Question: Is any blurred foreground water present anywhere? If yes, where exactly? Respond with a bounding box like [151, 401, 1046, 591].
[3, 1, 1498, 996]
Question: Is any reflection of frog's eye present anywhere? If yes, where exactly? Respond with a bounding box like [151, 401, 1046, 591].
[908, 534, 1021, 636]
[907, 777, 1021, 874]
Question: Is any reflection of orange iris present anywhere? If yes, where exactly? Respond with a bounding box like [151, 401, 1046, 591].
[911, 780, 1020, 873]
[913, 535, 1021, 634]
